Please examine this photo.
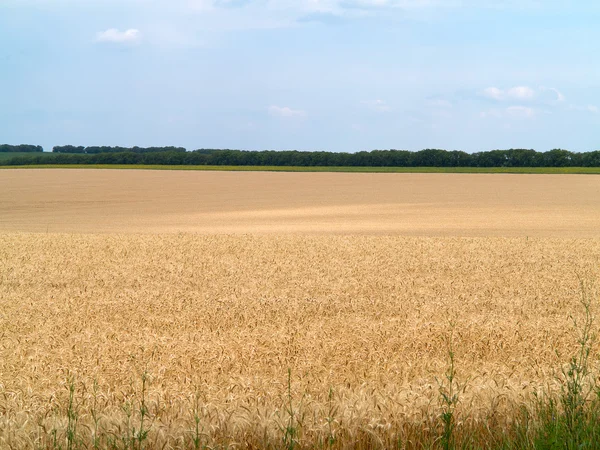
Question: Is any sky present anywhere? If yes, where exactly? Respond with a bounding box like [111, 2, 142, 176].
[1, 0, 599, 153]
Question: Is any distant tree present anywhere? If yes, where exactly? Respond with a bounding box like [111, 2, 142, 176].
[541, 149, 574, 167]
[503, 149, 540, 167]
[411, 149, 452, 167]
[53, 145, 186, 154]
[0, 144, 43, 152]
[3, 147, 600, 167]
[578, 151, 600, 167]
[53, 145, 85, 153]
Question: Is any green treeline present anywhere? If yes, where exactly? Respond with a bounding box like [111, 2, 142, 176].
[0, 144, 43, 153]
[3, 147, 600, 167]
[52, 145, 187, 154]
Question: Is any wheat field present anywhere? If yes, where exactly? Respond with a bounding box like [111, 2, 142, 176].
[1, 170, 600, 448]
[2, 169, 600, 236]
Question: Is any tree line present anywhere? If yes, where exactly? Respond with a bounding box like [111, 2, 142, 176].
[2, 147, 600, 167]
[52, 145, 187, 154]
[0, 144, 43, 153]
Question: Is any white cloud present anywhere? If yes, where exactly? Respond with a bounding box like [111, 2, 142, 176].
[362, 99, 392, 112]
[95, 28, 141, 44]
[482, 87, 504, 100]
[540, 86, 565, 102]
[268, 105, 306, 118]
[482, 86, 535, 101]
[507, 86, 534, 100]
[587, 105, 599, 114]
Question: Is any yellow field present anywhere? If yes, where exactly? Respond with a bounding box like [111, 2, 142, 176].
[2, 169, 600, 236]
[1, 170, 600, 448]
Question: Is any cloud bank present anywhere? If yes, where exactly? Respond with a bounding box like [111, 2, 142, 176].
[96, 28, 141, 44]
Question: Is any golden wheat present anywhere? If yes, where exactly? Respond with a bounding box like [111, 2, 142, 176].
[1, 233, 599, 448]
[2, 170, 600, 448]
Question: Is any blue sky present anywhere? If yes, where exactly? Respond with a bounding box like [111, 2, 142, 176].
[1, 0, 599, 153]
